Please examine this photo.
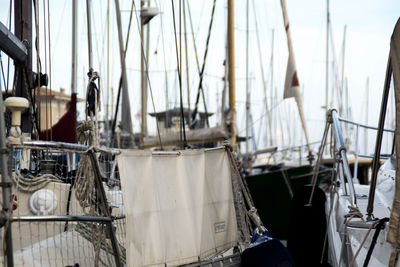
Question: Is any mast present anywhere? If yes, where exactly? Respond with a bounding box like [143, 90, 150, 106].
[114, 0, 133, 136]
[106, 0, 110, 127]
[140, 0, 148, 143]
[14, 0, 32, 133]
[365, 77, 369, 154]
[227, 0, 236, 144]
[71, 0, 77, 95]
[86, 0, 93, 70]
[325, 0, 330, 113]
[270, 29, 275, 146]
[245, 0, 249, 153]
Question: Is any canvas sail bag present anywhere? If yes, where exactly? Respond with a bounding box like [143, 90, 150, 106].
[117, 147, 238, 266]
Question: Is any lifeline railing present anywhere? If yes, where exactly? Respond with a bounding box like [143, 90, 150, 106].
[337, 117, 394, 183]
[310, 109, 394, 210]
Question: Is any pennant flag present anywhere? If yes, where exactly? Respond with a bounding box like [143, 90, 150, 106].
[283, 53, 300, 99]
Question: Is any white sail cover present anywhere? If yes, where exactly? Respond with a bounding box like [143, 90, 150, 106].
[117, 147, 238, 266]
[387, 18, 400, 247]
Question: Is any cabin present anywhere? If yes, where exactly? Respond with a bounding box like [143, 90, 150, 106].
[149, 107, 213, 134]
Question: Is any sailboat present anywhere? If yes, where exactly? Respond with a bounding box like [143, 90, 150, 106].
[0, 0, 296, 266]
[308, 17, 400, 267]
[243, 0, 322, 241]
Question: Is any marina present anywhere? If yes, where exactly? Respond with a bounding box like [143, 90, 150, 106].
[0, 0, 399, 266]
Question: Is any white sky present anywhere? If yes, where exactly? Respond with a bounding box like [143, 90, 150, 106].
[0, 0, 399, 153]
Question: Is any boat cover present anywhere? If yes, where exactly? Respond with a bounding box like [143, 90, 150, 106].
[388, 17, 400, 247]
[117, 147, 238, 266]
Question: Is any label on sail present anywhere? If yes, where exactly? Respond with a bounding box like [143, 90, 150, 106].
[283, 52, 300, 99]
[117, 148, 238, 266]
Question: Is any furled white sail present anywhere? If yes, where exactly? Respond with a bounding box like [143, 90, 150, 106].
[387, 17, 400, 248]
[117, 147, 238, 267]
[283, 52, 300, 99]
[280, 0, 311, 154]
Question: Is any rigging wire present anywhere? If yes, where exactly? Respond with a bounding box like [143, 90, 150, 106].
[252, 1, 272, 148]
[186, 0, 210, 127]
[0, 53, 7, 91]
[189, 0, 217, 128]
[170, 0, 187, 147]
[132, 0, 163, 148]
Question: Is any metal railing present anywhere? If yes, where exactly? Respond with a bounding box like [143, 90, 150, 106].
[310, 109, 394, 210]
[338, 117, 394, 182]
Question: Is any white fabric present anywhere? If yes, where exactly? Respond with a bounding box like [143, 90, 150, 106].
[117, 147, 238, 267]
[388, 18, 400, 247]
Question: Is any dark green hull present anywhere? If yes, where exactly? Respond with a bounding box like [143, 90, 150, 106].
[245, 165, 314, 240]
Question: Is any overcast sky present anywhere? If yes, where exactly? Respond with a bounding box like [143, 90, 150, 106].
[0, 0, 399, 153]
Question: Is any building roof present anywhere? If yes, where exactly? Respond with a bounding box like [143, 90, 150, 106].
[3, 88, 84, 102]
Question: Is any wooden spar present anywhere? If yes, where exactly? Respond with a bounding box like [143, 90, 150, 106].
[114, 0, 133, 136]
[228, 0, 236, 144]
[280, 0, 312, 159]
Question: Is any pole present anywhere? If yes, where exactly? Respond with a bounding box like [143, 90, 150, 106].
[106, 0, 110, 126]
[71, 0, 77, 94]
[14, 0, 32, 133]
[114, 0, 133, 136]
[86, 0, 93, 70]
[245, 0, 249, 154]
[365, 77, 369, 154]
[325, 0, 330, 113]
[228, 0, 236, 144]
[140, 0, 148, 143]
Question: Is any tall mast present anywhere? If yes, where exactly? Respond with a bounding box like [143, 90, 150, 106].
[325, 0, 330, 113]
[14, 0, 32, 133]
[106, 0, 110, 125]
[270, 29, 275, 146]
[245, 0, 249, 153]
[71, 0, 77, 94]
[86, 0, 93, 70]
[140, 0, 148, 143]
[365, 76, 369, 154]
[228, 0, 236, 144]
[114, 0, 133, 136]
